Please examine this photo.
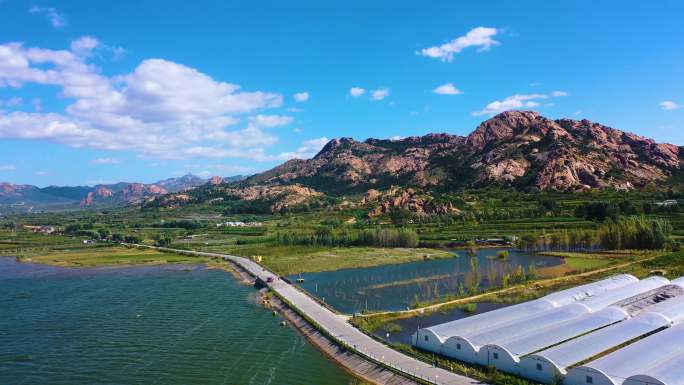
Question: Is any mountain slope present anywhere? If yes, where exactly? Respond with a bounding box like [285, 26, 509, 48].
[241, 111, 682, 193]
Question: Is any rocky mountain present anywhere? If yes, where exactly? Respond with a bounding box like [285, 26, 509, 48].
[149, 111, 682, 215]
[0, 183, 73, 205]
[241, 111, 682, 193]
[154, 174, 203, 193]
[0, 174, 239, 209]
[5, 111, 682, 214]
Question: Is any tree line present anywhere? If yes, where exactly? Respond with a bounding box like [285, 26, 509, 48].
[516, 216, 672, 251]
[275, 227, 419, 248]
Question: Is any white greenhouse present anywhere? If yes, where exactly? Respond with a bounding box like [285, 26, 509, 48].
[411, 274, 684, 385]
[520, 293, 684, 383]
[413, 275, 667, 365]
[565, 321, 684, 385]
[623, 351, 684, 385]
[412, 274, 637, 356]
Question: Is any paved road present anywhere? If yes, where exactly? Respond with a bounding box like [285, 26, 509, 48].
[139, 245, 483, 385]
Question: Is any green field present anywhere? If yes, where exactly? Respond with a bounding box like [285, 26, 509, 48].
[17, 246, 208, 267]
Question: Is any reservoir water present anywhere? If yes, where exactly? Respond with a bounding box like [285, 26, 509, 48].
[290, 248, 561, 314]
[0, 258, 353, 385]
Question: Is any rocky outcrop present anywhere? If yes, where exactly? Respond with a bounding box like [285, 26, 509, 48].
[80, 187, 113, 206]
[221, 184, 321, 211]
[367, 187, 461, 217]
[81, 184, 168, 206]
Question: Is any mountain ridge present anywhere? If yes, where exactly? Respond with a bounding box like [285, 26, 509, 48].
[0, 174, 246, 208]
[237, 111, 680, 194]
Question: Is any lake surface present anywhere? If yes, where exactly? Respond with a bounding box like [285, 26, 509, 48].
[289, 248, 561, 314]
[0, 258, 353, 385]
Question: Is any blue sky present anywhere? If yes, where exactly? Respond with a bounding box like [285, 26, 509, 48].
[1, 0, 683, 186]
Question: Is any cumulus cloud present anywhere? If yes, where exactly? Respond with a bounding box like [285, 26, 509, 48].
[91, 157, 120, 164]
[0, 164, 16, 171]
[70, 36, 100, 56]
[433, 83, 461, 95]
[473, 91, 567, 116]
[28, 6, 67, 28]
[349, 87, 365, 97]
[277, 137, 329, 160]
[293, 91, 309, 102]
[419, 27, 499, 62]
[249, 114, 293, 127]
[370, 88, 389, 101]
[660, 101, 681, 110]
[0, 40, 286, 160]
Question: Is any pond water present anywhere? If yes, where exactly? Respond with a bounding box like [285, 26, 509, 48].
[289, 248, 561, 314]
[0, 258, 353, 385]
[371, 302, 513, 345]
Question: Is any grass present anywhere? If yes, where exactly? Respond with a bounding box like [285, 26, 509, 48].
[18, 246, 208, 267]
[209, 244, 455, 275]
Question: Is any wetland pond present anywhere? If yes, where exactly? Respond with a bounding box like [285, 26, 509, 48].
[289, 248, 561, 314]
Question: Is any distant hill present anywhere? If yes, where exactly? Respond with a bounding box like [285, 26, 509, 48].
[149, 111, 683, 213]
[0, 174, 246, 209]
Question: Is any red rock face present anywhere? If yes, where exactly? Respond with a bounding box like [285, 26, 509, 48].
[81, 183, 168, 206]
[209, 176, 223, 185]
[242, 111, 681, 192]
[0, 183, 33, 197]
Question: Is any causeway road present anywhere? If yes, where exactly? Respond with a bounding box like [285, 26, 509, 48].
[135, 244, 484, 385]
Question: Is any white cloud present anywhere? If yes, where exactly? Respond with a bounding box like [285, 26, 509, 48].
[0, 164, 16, 171]
[473, 92, 569, 116]
[419, 27, 499, 62]
[370, 88, 389, 101]
[35, 170, 50, 176]
[277, 137, 329, 160]
[432, 83, 461, 95]
[390, 135, 406, 141]
[660, 101, 681, 110]
[349, 87, 365, 97]
[0, 41, 286, 160]
[249, 114, 293, 127]
[28, 6, 67, 28]
[0, 97, 22, 107]
[286, 107, 303, 113]
[70, 36, 100, 56]
[293, 91, 309, 102]
[91, 157, 120, 164]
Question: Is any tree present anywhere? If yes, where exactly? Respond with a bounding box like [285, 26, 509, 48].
[153, 233, 173, 247]
[98, 228, 110, 240]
